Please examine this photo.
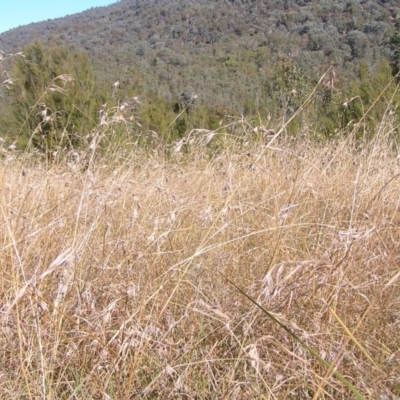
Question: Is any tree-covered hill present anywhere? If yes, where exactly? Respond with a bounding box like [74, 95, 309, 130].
[1, 0, 400, 142]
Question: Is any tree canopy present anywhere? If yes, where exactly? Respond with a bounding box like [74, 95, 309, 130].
[4, 42, 102, 151]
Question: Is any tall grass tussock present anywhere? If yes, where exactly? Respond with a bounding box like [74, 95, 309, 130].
[0, 55, 400, 398]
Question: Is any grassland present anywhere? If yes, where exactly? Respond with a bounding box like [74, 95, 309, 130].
[0, 116, 399, 399]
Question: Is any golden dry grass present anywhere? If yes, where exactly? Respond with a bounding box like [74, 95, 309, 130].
[0, 129, 399, 399]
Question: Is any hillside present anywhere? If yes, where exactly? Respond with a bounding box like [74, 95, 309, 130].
[1, 0, 399, 114]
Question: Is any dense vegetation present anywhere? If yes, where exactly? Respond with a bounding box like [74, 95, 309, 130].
[0, 0, 400, 148]
[0, 118, 400, 399]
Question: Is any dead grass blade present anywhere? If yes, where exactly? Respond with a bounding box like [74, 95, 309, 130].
[221, 273, 367, 400]
[329, 307, 381, 371]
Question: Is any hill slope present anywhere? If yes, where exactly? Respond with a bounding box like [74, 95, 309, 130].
[1, 0, 399, 114]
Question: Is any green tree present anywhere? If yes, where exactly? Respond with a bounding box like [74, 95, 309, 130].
[389, 20, 400, 82]
[8, 41, 102, 153]
[340, 61, 398, 139]
[270, 59, 310, 131]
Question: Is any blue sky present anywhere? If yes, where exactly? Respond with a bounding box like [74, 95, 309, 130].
[0, 0, 118, 34]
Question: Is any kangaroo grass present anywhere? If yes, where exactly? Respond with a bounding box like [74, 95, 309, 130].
[221, 273, 367, 400]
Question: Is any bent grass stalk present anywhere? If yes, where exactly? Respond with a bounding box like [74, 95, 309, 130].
[222, 274, 366, 400]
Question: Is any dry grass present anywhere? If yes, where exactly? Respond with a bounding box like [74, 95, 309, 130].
[0, 125, 399, 399]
